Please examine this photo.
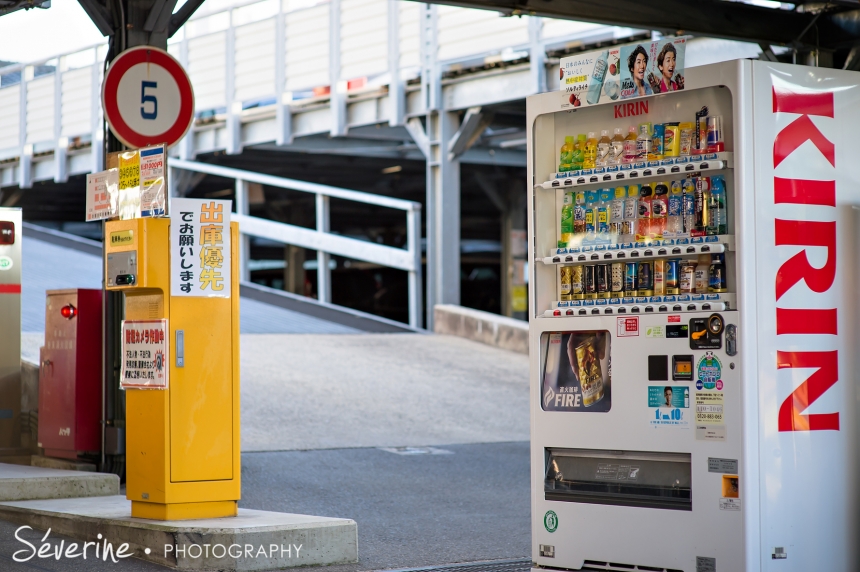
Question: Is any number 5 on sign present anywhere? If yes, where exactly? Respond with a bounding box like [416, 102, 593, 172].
[141, 81, 157, 120]
[102, 46, 194, 149]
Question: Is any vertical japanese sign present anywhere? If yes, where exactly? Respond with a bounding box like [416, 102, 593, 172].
[120, 319, 169, 389]
[117, 150, 141, 220]
[85, 169, 119, 221]
[170, 198, 231, 298]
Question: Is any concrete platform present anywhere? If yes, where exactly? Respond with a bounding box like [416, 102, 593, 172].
[0, 462, 118, 501]
[0, 495, 357, 570]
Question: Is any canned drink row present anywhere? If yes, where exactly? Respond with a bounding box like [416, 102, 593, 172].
[559, 254, 727, 301]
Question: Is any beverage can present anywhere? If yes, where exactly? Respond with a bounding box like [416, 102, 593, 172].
[625, 262, 638, 295]
[680, 262, 696, 293]
[596, 264, 609, 298]
[575, 337, 604, 407]
[571, 265, 584, 299]
[585, 265, 597, 298]
[707, 115, 724, 152]
[654, 259, 665, 295]
[709, 255, 727, 293]
[665, 259, 680, 294]
[560, 266, 572, 301]
[610, 262, 624, 297]
[664, 123, 680, 157]
[637, 261, 654, 295]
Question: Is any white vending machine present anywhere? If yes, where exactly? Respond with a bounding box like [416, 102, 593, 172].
[528, 52, 860, 572]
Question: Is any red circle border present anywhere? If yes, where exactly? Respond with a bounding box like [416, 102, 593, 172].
[102, 46, 194, 149]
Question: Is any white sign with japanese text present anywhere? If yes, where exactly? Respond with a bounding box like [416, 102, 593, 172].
[170, 198, 231, 298]
[85, 169, 119, 221]
[120, 319, 169, 389]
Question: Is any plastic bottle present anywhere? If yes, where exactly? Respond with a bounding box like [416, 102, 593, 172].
[695, 254, 710, 294]
[559, 136, 574, 172]
[682, 178, 696, 235]
[586, 51, 609, 105]
[597, 130, 612, 167]
[708, 175, 727, 235]
[573, 191, 586, 239]
[597, 189, 611, 237]
[583, 132, 598, 169]
[610, 127, 625, 166]
[610, 187, 626, 223]
[572, 134, 586, 171]
[694, 176, 710, 236]
[637, 184, 653, 241]
[709, 254, 727, 293]
[667, 180, 683, 236]
[623, 126, 638, 164]
[560, 191, 574, 247]
[584, 190, 597, 240]
[624, 185, 639, 241]
[651, 183, 668, 239]
[684, 387, 690, 408]
[636, 123, 652, 162]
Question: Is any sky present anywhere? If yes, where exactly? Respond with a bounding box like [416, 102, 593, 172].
[0, 2, 105, 64]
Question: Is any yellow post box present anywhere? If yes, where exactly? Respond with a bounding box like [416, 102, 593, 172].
[104, 215, 240, 520]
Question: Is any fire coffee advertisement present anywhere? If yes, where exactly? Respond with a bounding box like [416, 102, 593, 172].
[560, 36, 687, 109]
[541, 331, 611, 412]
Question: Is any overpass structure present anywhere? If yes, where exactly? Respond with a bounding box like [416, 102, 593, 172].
[0, 0, 761, 326]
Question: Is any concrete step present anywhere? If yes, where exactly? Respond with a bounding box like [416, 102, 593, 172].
[0, 462, 118, 501]
[0, 495, 358, 570]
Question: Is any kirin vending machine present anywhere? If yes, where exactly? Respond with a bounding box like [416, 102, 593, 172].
[528, 53, 860, 572]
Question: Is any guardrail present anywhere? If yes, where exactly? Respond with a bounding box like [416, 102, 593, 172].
[168, 159, 423, 329]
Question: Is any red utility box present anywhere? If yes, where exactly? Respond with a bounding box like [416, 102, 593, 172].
[38, 289, 102, 459]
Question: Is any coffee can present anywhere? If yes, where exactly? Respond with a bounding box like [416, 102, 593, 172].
[665, 258, 680, 294]
[610, 262, 625, 297]
[571, 265, 584, 299]
[584, 265, 597, 299]
[637, 261, 654, 296]
[560, 266, 573, 301]
[596, 264, 610, 298]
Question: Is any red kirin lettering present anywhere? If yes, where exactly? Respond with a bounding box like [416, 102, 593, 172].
[614, 101, 649, 119]
[773, 86, 839, 432]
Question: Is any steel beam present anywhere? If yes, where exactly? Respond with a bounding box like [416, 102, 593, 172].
[448, 106, 493, 161]
[330, 0, 347, 137]
[168, 0, 206, 38]
[387, 0, 405, 127]
[275, 7, 293, 145]
[528, 16, 546, 94]
[412, 0, 859, 50]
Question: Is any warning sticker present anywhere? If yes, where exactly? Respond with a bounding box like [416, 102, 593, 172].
[617, 317, 639, 337]
[719, 498, 741, 511]
[696, 425, 726, 441]
[696, 391, 724, 424]
[120, 319, 169, 390]
[85, 169, 118, 221]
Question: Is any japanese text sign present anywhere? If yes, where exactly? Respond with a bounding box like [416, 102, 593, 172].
[120, 319, 169, 389]
[170, 198, 232, 298]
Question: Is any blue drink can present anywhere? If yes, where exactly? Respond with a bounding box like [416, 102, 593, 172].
[665, 258, 680, 294]
[624, 262, 638, 296]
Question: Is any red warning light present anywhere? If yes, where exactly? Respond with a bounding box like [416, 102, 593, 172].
[60, 304, 77, 319]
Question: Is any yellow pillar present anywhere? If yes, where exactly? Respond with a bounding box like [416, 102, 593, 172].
[105, 218, 240, 520]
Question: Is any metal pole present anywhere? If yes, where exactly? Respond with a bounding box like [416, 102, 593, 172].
[315, 194, 331, 303]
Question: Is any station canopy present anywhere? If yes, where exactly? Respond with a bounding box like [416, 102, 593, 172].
[414, 0, 860, 67]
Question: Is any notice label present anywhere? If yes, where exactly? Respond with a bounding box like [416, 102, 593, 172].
[617, 317, 639, 337]
[696, 391, 724, 424]
[696, 556, 716, 572]
[708, 458, 738, 474]
[120, 319, 168, 389]
[170, 198, 232, 298]
[139, 145, 167, 217]
[117, 150, 141, 220]
[696, 425, 726, 441]
[645, 325, 664, 338]
[719, 498, 741, 511]
[86, 169, 119, 222]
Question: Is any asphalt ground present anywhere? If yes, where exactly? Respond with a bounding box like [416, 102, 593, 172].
[0, 442, 531, 572]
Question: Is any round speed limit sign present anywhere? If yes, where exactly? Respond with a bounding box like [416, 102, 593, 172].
[102, 46, 194, 149]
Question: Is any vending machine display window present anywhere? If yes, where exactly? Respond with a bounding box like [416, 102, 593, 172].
[544, 448, 692, 511]
[541, 331, 611, 412]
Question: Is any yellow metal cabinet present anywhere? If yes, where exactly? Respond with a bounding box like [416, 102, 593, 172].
[105, 217, 240, 520]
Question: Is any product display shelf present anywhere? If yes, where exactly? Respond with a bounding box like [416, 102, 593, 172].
[541, 293, 736, 318]
[537, 152, 733, 190]
[539, 235, 735, 265]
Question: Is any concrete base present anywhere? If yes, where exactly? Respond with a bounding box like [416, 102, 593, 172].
[434, 304, 528, 354]
[0, 462, 118, 501]
[0, 495, 358, 570]
[30, 455, 97, 472]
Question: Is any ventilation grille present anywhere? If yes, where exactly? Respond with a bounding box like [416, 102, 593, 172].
[581, 560, 684, 572]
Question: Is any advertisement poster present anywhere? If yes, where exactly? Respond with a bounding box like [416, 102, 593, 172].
[139, 145, 167, 217]
[85, 169, 119, 221]
[648, 385, 690, 428]
[541, 331, 611, 412]
[120, 319, 169, 389]
[170, 198, 232, 298]
[561, 37, 687, 108]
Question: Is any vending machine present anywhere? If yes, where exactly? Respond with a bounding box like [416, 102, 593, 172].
[528, 55, 860, 572]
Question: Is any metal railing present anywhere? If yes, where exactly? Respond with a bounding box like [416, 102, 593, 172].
[168, 159, 423, 328]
